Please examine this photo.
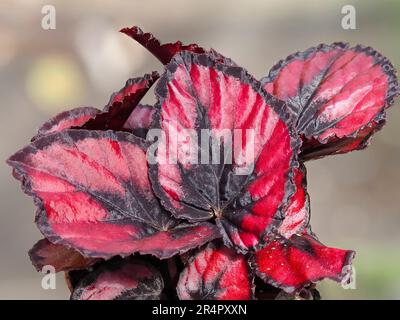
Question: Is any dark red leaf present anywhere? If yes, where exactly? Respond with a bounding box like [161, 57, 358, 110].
[65, 269, 91, 292]
[177, 242, 253, 300]
[251, 233, 355, 294]
[29, 238, 99, 272]
[8, 129, 220, 259]
[149, 52, 300, 253]
[120, 26, 206, 65]
[81, 72, 159, 131]
[33, 107, 100, 140]
[33, 74, 158, 137]
[261, 43, 399, 159]
[120, 26, 236, 66]
[71, 258, 163, 300]
[278, 164, 310, 238]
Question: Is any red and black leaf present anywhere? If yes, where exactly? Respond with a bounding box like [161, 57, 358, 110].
[81, 72, 159, 131]
[8, 129, 220, 259]
[121, 26, 236, 67]
[300, 120, 385, 160]
[251, 233, 355, 294]
[261, 43, 399, 159]
[177, 242, 253, 300]
[149, 51, 300, 253]
[33, 107, 100, 140]
[29, 238, 99, 272]
[278, 164, 310, 238]
[70, 258, 163, 300]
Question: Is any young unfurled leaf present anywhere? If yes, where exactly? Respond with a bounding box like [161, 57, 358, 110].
[71, 258, 163, 300]
[8, 130, 220, 259]
[149, 52, 300, 253]
[123, 104, 156, 138]
[261, 43, 399, 159]
[177, 242, 253, 300]
[251, 233, 355, 293]
[29, 238, 99, 272]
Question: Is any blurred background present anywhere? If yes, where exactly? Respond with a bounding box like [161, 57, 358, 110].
[0, 0, 399, 299]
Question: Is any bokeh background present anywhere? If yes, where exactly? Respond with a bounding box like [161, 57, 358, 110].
[0, 0, 399, 299]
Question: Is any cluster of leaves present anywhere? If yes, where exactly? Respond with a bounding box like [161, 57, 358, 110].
[8, 26, 399, 300]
